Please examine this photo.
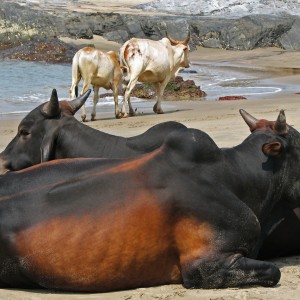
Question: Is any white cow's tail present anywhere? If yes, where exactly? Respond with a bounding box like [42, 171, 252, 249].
[119, 42, 131, 88]
[70, 51, 81, 98]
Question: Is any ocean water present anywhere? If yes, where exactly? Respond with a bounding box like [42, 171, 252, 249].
[0, 58, 288, 117]
[0, 59, 151, 117]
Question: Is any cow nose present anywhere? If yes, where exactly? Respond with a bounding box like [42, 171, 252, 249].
[0, 157, 10, 175]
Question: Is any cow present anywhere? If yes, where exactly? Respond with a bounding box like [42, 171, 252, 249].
[239, 109, 300, 259]
[0, 110, 299, 292]
[69, 47, 123, 121]
[0, 88, 186, 175]
[119, 32, 190, 118]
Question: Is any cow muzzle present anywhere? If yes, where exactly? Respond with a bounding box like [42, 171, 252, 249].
[0, 157, 10, 175]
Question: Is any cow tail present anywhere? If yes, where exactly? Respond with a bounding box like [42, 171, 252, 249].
[70, 51, 81, 98]
[119, 43, 130, 88]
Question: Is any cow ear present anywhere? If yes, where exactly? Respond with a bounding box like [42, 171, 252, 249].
[40, 128, 58, 162]
[42, 89, 61, 118]
[262, 141, 283, 157]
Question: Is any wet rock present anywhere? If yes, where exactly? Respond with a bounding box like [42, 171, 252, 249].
[100, 76, 206, 100]
[0, 2, 65, 50]
[131, 76, 207, 100]
[0, 38, 79, 64]
[218, 96, 247, 101]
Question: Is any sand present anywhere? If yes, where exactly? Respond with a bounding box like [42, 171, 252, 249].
[0, 10, 300, 299]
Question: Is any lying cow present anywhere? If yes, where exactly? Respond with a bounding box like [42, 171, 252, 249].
[0, 89, 186, 174]
[119, 32, 190, 118]
[0, 110, 299, 291]
[69, 47, 123, 121]
[239, 109, 300, 259]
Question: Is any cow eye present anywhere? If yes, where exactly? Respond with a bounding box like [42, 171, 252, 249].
[19, 129, 30, 136]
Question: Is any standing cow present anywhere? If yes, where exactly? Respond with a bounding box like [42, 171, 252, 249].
[0, 110, 299, 292]
[69, 47, 123, 121]
[119, 33, 190, 118]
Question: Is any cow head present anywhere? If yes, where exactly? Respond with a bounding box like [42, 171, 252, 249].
[240, 108, 300, 209]
[0, 89, 91, 174]
[166, 32, 190, 69]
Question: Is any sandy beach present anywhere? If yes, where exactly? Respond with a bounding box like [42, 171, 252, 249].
[1, 3, 300, 296]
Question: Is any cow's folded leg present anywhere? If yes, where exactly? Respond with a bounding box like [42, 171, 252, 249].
[181, 253, 280, 289]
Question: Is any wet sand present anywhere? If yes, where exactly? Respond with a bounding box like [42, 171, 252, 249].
[1, 4, 300, 297]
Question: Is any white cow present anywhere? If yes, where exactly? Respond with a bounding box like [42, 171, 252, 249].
[70, 47, 123, 121]
[119, 33, 190, 117]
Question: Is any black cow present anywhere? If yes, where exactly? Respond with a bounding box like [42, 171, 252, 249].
[0, 89, 186, 174]
[239, 109, 300, 259]
[0, 110, 299, 292]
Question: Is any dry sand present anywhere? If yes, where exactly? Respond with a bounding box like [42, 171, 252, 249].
[1, 11, 300, 299]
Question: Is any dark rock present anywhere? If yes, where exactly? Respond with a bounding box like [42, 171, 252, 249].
[0, 38, 79, 64]
[279, 18, 300, 50]
[218, 96, 247, 101]
[0, 2, 66, 50]
[1, 1, 300, 64]
[130, 76, 207, 100]
[100, 76, 206, 100]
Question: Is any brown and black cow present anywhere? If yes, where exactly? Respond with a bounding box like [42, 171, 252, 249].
[0, 89, 186, 174]
[0, 110, 299, 292]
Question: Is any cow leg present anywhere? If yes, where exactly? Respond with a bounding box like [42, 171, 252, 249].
[122, 77, 139, 118]
[80, 81, 91, 122]
[112, 85, 121, 119]
[153, 79, 169, 114]
[91, 86, 99, 121]
[181, 253, 280, 289]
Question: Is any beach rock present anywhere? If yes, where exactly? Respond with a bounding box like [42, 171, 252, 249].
[1, 1, 300, 64]
[0, 2, 65, 50]
[190, 15, 295, 50]
[279, 18, 300, 50]
[130, 76, 207, 100]
[218, 96, 247, 101]
[100, 76, 206, 100]
[0, 39, 79, 64]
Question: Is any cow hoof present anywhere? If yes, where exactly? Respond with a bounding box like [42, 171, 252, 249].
[121, 112, 129, 118]
[153, 104, 164, 114]
[81, 115, 87, 122]
[91, 114, 96, 121]
[116, 113, 123, 119]
[129, 110, 136, 117]
[153, 108, 164, 114]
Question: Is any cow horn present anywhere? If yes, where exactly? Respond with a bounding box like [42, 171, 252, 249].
[183, 31, 191, 45]
[42, 89, 61, 117]
[166, 31, 180, 46]
[274, 109, 288, 134]
[68, 89, 91, 113]
[239, 109, 258, 131]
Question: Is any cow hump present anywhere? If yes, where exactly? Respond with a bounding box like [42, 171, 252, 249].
[164, 128, 221, 164]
